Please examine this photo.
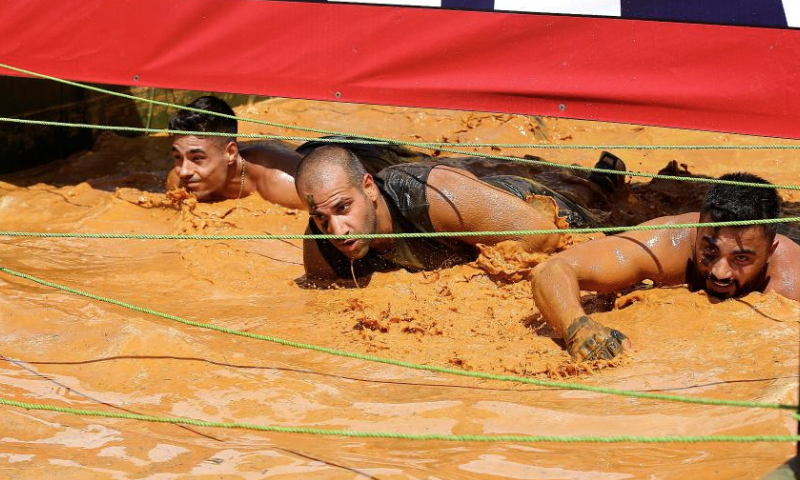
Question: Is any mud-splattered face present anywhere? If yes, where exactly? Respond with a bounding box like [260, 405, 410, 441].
[299, 168, 378, 260]
[694, 222, 777, 299]
[171, 136, 234, 200]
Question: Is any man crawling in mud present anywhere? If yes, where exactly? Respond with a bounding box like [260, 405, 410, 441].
[531, 173, 800, 362]
[295, 143, 618, 283]
[167, 96, 304, 207]
[166, 96, 428, 207]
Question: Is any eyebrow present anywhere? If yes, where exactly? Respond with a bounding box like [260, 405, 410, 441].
[701, 236, 718, 246]
[701, 236, 756, 255]
[171, 146, 206, 154]
[312, 196, 351, 217]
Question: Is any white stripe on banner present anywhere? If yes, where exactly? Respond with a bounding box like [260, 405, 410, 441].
[784, 0, 800, 27]
[494, 0, 621, 16]
[329, 0, 442, 7]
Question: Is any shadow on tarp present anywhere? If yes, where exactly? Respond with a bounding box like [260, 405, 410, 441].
[0, 76, 256, 175]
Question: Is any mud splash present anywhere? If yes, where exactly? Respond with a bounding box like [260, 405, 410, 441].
[1, 99, 799, 479]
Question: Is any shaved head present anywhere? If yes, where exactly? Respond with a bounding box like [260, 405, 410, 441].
[295, 145, 379, 259]
[295, 146, 368, 194]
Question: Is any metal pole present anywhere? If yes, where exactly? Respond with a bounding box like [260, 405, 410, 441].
[145, 88, 156, 132]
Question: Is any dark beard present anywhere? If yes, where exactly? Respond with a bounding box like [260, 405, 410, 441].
[685, 258, 770, 299]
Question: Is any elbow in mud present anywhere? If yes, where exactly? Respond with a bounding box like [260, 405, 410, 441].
[530, 256, 569, 287]
[523, 232, 560, 257]
[543, 232, 560, 254]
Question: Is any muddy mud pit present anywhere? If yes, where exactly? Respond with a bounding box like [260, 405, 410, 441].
[1, 98, 799, 479]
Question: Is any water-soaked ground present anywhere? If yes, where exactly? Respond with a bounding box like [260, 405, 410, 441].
[1, 98, 799, 479]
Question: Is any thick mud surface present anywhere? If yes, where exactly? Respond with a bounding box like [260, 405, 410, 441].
[1, 98, 799, 479]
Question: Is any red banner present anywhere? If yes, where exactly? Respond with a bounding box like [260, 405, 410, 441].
[1, 0, 799, 139]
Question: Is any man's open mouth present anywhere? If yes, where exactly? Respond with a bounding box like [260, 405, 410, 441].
[707, 279, 736, 294]
[337, 238, 362, 253]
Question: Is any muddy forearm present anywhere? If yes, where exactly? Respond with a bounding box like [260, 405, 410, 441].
[530, 258, 587, 336]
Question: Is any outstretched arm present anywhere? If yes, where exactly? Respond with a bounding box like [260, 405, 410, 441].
[426, 166, 561, 254]
[530, 214, 694, 359]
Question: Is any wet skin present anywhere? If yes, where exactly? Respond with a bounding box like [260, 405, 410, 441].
[694, 224, 777, 299]
[171, 136, 237, 200]
[299, 168, 391, 266]
[169, 136, 303, 208]
[531, 211, 800, 361]
[299, 164, 562, 282]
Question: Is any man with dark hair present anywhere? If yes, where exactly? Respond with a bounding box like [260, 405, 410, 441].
[167, 97, 429, 207]
[167, 95, 304, 207]
[531, 172, 800, 361]
[296, 144, 610, 282]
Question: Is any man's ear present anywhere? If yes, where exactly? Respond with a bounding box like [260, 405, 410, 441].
[224, 141, 239, 165]
[768, 238, 779, 257]
[362, 173, 378, 201]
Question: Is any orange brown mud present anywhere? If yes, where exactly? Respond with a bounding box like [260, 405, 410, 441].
[1, 98, 799, 479]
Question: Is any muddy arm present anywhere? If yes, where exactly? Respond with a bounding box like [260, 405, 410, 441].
[768, 235, 800, 302]
[426, 166, 560, 254]
[530, 257, 587, 338]
[242, 141, 304, 209]
[531, 216, 691, 337]
[258, 171, 304, 209]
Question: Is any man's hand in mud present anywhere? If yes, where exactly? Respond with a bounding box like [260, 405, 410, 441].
[165, 168, 181, 191]
[564, 316, 630, 361]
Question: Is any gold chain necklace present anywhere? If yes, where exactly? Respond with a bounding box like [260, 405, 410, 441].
[237, 156, 247, 200]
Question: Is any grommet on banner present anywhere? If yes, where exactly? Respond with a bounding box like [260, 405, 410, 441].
[334, 91, 341, 99]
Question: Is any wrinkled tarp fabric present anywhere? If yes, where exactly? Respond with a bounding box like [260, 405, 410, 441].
[1, 0, 799, 138]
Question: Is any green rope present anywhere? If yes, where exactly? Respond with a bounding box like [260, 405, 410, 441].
[0, 217, 798, 241]
[2, 115, 799, 150]
[3, 117, 800, 191]
[2, 62, 800, 191]
[0, 266, 794, 411]
[0, 397, 796, 443]
[0, 116, 341, 141]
